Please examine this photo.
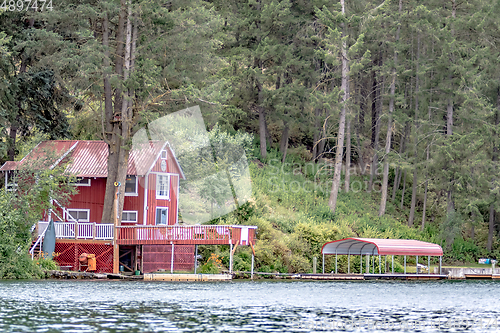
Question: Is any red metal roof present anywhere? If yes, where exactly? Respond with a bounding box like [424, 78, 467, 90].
[0, 161, 19, 171]
[0, 140, 184, 178]
[65, 141, 108, 177]
[321, 238, 443, 256]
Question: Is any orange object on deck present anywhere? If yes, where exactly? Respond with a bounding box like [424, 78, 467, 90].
[87, 254, 96, 271]
[79, 253, 96, 271]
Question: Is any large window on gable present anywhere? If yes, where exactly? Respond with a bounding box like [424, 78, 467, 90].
[156, 174, 170, 199]
[67, 209, 90, 222]
[160, 150, 167, 159]
[125, 175, 138, 196]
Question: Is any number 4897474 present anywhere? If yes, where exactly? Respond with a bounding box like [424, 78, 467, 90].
[0, 0, 54, 12]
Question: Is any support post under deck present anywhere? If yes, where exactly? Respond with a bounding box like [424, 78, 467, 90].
[404, 255, 407, 274]
[194, 245, 198, 274]
[170, 242, 175, 273]
[392, 255, 394, 274]
[322, 253, 325, 274]
[230, 243, 233, 274]
[439, 256, 442, 275]
[335, 250, 338, 274]
[251, 253, 255, 280]
[416, 255, 419, 275]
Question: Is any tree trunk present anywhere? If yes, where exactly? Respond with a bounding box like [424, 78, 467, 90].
[408, 33, 421, 226]
[358, 74, 367, 134]
[329, 0, 348, 213]
[369, 69, 382, 192]
[488, 88, 500, 251]
[488, 204, 495, 252]
[446, 0, 456, 216]
[371, 69, 379, 149]
[400, 169, 407, 210]
[354, 122, 366, 174]
[256, 78, 267, 159]
[280, 121, 289, 163]
[8, 18, 33, 161]
[421, 144, 430, 231]
[312, 108, 323, 161]
[345, 116, 351, 192]
[379, 0, 402, 217]
[101, 1, 135, 225]
[392, 123, 409, 202]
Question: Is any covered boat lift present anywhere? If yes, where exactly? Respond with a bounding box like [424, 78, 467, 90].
[321, 238, 444, 277]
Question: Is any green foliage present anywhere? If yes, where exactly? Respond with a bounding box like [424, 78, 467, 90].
[0, 189, 44, 279]
[199, 253, 224, 274]
[35, 257, 59, 271]
[0, 146, 76, 279]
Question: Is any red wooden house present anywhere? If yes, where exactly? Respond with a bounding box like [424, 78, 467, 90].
[0, 140, 256, 274]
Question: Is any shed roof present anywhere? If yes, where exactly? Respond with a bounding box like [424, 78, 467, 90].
[0, 161, 19, 171]
[321, 238, 443, 256]
[0, 140, 185, 178]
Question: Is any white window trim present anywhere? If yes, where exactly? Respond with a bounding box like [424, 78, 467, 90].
[122, 210, 138, 223]
[124, 175, 139, 197]
[156, 174, 170, 200]
[66, 209, 90, 222]
[5, 171, 17, 191]
[74, 177, 91, 186]
[160, 150, 167, 159]
[155, 206, 169, 225]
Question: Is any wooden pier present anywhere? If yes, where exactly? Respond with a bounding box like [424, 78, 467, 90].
[231, 271, 448, 280]
[144, 273, 232, 281]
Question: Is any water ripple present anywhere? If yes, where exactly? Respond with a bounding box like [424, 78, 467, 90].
[1, 280, 500, 332]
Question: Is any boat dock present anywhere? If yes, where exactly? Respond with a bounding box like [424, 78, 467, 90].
[232, 271, 449, 280]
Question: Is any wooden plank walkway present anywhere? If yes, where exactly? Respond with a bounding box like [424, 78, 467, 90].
[144, 273, 232, 281]
[301, 274, 364, 280]
[364, 273, 448, 280]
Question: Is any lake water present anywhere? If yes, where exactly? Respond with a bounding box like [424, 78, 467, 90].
[1, 279, 499, 332]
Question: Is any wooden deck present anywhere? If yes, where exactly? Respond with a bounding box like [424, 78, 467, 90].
[364, 273, 448, 280]
[466, 274, 500, 280]
[38, 222, 256, 246]
[116, 225, 256, 245]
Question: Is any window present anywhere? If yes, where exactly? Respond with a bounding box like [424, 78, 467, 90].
[125, 175, 138, 196]
[161, 150, 167, 159]
[6, 171, 17, 191]
[122, 211, 138, 223]
[74, 177, 91, 186]
[156, 174, 170, 199]
[156, 207, 169, 225]
[67, 209, 89, 222]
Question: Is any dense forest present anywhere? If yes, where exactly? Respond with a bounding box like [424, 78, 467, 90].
[1, 0, 500, 275]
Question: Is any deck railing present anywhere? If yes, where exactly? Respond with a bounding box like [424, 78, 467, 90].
[36, 221, 114, 240]
[36, 222, 256, 245]
[116, 225, 234, 244]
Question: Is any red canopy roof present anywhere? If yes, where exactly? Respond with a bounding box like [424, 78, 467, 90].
[321, 238, 443, 256]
